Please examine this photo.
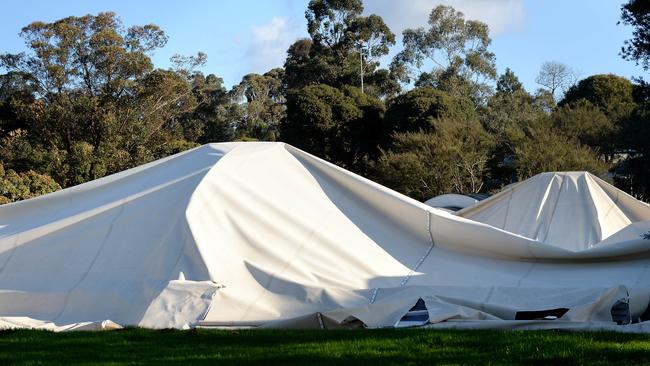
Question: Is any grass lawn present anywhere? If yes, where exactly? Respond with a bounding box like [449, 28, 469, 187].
[1, 328, 650, 365]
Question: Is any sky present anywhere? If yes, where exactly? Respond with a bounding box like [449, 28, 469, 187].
[0, 0, 645, 91]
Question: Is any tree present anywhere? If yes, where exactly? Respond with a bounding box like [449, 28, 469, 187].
[620, 0, 650, 70]
[481, 70, 552, 187]
[483, 69, 546, 134]
[496, 68, 524, 95]
[281, 84, 384, 172]
[371, 118, 495, 201]
[363, 68, 401, 101]
[613, 89, 650, 200]
[552, 100, 615, 153]
[181, 72, 234, 144]
[0, 162, 60, 204]
[514, 127, 608, 180]
[558, 74, 636, 164]
[306, 0, 364, 52]
[383, 87, 476, 139]
[561, 74, 636, 122]
[535, 61, 578, 100]
[284, 39, 319, 89]
[306, 0, 394, 65]
[284, 0, 398, 98]
[618, 127, 650, 199]
[391, 5, 496, 104]
[0, 13, 202, 187]
[230, 68, 286, 140]
[0, 71, 35, 139]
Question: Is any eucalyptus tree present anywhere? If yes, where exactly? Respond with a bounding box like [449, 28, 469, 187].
[281, 84, 385, 173]
[284, 0, 399, 99]
[390, 5, 497, 105]
[230, 68, 286, 140]
[0, 12, 202, 186]
[183, 72, 235, 144]
[620, 0, 650, 71]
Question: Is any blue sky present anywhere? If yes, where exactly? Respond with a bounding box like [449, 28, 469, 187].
[0, 0, 645, 91]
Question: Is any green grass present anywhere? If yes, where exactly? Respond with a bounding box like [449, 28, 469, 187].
[0, 328, 650, 365]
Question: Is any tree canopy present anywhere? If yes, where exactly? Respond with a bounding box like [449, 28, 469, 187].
[0, 12, 201, 186]
[621, 0, 650, 70]
[561, 74, 636, 122]
[281, 84, 384, 172]
[391, 5, 496, 104]
[372, 118, 494, 200]
[0, 2, 646, 205]
[383, 87, 477, 137]
[284, 0, 398, 99]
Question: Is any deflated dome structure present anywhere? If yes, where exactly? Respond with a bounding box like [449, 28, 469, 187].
[457, 172, 650, 252]
[1, 142, 650, 331]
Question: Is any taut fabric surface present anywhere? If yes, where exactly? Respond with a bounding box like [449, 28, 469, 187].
[1, 142, 649, 331]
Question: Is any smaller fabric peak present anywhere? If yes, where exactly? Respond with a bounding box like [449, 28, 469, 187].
[458, 171, 650, 251]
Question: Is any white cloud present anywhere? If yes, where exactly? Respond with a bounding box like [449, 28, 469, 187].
[252, 17, 289, 43]
[363, 0, 525, 37]
[246, 17, 303, 74]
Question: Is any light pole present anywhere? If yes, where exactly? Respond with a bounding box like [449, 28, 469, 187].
[359, 46, 364, 94]
[356, 40, 368, 94]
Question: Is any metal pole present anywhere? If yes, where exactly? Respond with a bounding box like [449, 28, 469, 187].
[360, 45, 364, 94]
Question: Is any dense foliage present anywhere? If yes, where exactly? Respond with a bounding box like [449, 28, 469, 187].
[0, 1, 648, 204]
[372, 119, 494, 200]
[282, 84, 384, 171]
[621, 0, 650, 70]
[0, 162, 60, 204]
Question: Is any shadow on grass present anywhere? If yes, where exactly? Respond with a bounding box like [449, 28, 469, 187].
[0, 328, 649, 365]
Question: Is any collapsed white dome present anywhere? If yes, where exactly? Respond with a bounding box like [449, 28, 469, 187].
[1, 143, 650, 331]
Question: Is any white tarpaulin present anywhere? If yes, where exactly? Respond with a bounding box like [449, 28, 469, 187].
[1, 142, 650, 331]
[458, 171, 650, 251]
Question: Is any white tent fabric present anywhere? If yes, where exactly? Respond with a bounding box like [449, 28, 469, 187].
[0, 317, 122, 332]
[1, 142, 650, 331]
[457, 172, 650, 251]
